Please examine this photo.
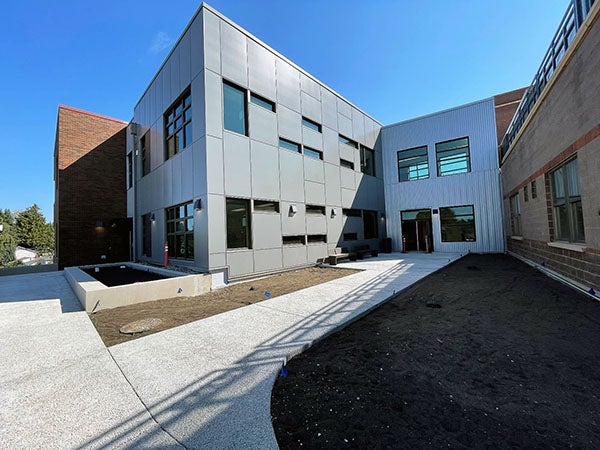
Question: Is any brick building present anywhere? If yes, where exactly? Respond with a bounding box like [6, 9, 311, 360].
[54, 105, 130, 269]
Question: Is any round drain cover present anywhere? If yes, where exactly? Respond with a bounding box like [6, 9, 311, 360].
[120, 318, 163, 334]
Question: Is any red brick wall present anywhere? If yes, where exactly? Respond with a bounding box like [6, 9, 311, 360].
[494, 87, 527, 145]
[54, 106, 130, 269]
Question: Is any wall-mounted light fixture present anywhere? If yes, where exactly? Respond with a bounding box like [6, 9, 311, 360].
[150, 213, 156, 222]
[194, 199, 203, 211]
[380, 213, 386, 221]
[95, 220, 104, 228]
[289, 204, 298, 216]
[331, 208, 337, 218]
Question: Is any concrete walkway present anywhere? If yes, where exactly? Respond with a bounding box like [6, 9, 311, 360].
[109, 252, 462, 449]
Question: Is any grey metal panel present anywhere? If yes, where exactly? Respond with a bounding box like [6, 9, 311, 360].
[326, 211, 343, 247]
[250, 141, 280, 199]
[321, 88, 338, 130]
[150, 124, 162, 172]
[248, 104, 277, 146]
[179, 33, 192, 92]
[171, 154, 182, 203]
[340, 167, 356, 189]
[301, 73, 321, 100]
[252, 213, 282, 250]
[304, 157, 325, 183]
[339, 142, 355, 163]
[191, 72, 206, 143]
[190, 13, 204, 80]
[227, 250, 254, 276]
[223, 132, 251, 197]
[153, 72, 164, 124]
[282, 245, 308, 268]
[277, 105, 301, 143]
[204, 70, 222, 138]
[304, 181, 326, 205]
[307, 243, 327, 263]
[306, 214, 327, 234]
[181, 147, 194, 200]
[162, 157, 173, 206]
[253, 248, 283, 273]
[338, 113, 352, 137]
[301, 92, 322, 123]
[302, 127, 323, 150]
[206, 135, 224, 194]
[324, 163, 342, 205]
[343, 217, 363, 237]
[279, 151, 305, 202]
[203, 10, 221, 74]
[207, 194, 226, 254]
[220, 21, 248, 87]
[341, 188, 356, 208]
[276, 60, 301, 113]
[192, 137, 207, 197]
[337, 97, 352, 118]
[248, 40, 276, 100]
[322, 126, 338, 164]
[195, 194, 209, 269]
[352, 108, 365, 143]
[209, 252, 226, 268]
[151, 209, 166, 263]
[170, 47, 180, 97]
[162, 61, 171, 112]
[281, 201, 306, 235]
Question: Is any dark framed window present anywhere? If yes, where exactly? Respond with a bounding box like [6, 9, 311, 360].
[551, 158, 584, 243]
[304, 146, 323, 160]
[524, 185, 529, 202]
[165, 89, 192, 160]
[141, 132, 150, 177]
[306, 204, 326, 215]
[340, 159, 354, 170]
[363, 210, 378, 239]
[342, 208, 361, 217]
[250, 92, 275, 112]
[283, 235, 305, 245]
[531, 180, 537, 199]
[302, 117, 322, 133]
[223, 80, 248, 136]
[343, 232, 357, 241]
[307, 234, 327, 243]
[226, 198, 251, 249]
[127, 153, 133, 188]
[510, 194, 521, 236]
[339, 134, 358, 148]
[279, 137, 301, 153]
[254, 200, 279, 213]
[436, 137, 471, 176]
[166, 201, 194, 259]
[398, 146, 428, 181]
[360, 145, 375, 176]
[440, 205, 476, 242]
[142, 213, 152, 257]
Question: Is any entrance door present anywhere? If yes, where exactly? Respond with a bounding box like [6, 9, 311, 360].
[401, 209, 433, 252]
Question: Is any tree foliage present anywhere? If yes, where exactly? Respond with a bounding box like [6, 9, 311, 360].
[15, 204, 54, 252]
[0, 209, 18, 266]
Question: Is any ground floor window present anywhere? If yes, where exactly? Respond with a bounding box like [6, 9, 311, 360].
[440, 205, 475, 242]
[166, 201, 194, 259]
[510, 194, 521, 236]
[226, 198, 251, 249]
[142, 213, 152, 257]
[363, 210, 378, 239]
[551, 158, 584, 243]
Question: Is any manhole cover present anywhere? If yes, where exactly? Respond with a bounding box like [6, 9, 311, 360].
[120, 318, 162, 334]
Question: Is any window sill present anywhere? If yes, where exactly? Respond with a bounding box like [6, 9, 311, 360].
[547, 241, 586, 253]
[510, 235, 524, 241]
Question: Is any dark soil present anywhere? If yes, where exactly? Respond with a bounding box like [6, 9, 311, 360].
[89, 266, 358, 347]
[82, 266, 166, 287]
[271, 254, 600, 449]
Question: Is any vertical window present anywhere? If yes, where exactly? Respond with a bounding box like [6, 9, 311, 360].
[510, 194, 521, 236]
[435, 137, 471, 176]
[398, 146, 428, 181]
[223, 81, 248, 136]
[142, 213, 152, 257]
[524, 185, 529, 202]
[164, 90, 192, 160]
[360, 145, 375, 176]
[440, 205, 476, 242]
[166, 202, 194, 259]
[363, 210, 378, 239]
[551, 158, 584, 242]
[127, 153, 133, 188]
[531, 180, 537, 199]
[226, 198, 251, 249]
[141, 132, 150, 177]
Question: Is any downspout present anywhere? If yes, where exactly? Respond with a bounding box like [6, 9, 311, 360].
[129, 121, 138, 263]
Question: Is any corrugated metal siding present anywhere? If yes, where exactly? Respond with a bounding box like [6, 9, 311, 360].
[382, 98, 505, 253]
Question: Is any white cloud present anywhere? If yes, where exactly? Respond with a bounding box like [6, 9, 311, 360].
[148, 31, 173, 54]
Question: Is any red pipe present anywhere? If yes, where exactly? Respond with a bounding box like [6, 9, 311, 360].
[164, 241, 169, 267]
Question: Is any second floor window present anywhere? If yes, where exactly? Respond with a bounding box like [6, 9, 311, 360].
[165, 90, 192, 160]
[398, 146, 428, 181]
[436, 137, 470, 176]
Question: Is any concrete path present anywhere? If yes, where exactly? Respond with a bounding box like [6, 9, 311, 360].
[0, 271, 181, 449]
[110, 252, 462, 449]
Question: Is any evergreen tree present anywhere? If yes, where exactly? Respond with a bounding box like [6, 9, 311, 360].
[15, 204, 54, 252]
[0, 209, 18, 266]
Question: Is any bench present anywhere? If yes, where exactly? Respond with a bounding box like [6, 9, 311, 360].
[354, 244, 379, 260]
[327, 247, 355, 265]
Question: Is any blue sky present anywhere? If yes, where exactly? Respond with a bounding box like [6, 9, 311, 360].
[0, 0, 569, 222]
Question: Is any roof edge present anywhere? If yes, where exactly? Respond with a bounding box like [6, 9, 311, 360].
[58, 105, 127, 124]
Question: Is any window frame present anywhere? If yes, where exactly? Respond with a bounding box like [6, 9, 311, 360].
[339, 134, 358, 148]
[141, 131, 150, 177]
[127, 153, 133, 189]
[279, 137, 301, 153]
[360, 145, 375, 176]
[303, 146, 323, 160]
[164, 89, 192, 161]
[340, 159, 355, 170]
[550, 158, 584, 243]
[226, 197, 252, 249]
[435, 137, 471, 177]
[223, 80, 248, 136]
[362, 210, 379, 239]
[250, 92, 276, 112]
[142, 213, 152, 257]
[397, 145, 429, 182]
[301, 116, 322, 133]
[165, 201, 194, 260]
[253, 200, 279, 213]
[510, 194, 522, 236]
[440, 204, 476, 242]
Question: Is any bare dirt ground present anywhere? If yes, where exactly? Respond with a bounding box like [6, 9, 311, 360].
[271, 254, 600, 449]
[89, 266, 358, 347]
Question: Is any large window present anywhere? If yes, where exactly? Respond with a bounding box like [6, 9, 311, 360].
[165, 90, 192, 160]
[226, 198, 251, 249]
[166, 202, 194, 260]
[436, 137, 471, 176]
[142, 213, 152, 257]
[223, 81, 247, 136]
[127, 153, 133, 188]
[363, 210, 378, 239]
[510, 194, 521, 236]
[551, 158, 584, 243]
[398, 146, 428, 181]
[360, 145, 375, 176]
[141, 132, 150, 177]
[440, 205, 476, 242]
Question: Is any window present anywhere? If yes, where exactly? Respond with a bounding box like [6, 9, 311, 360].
[339, 134, 358, 148]
[343, 208, 361, 217]
[254, 200, 279, 213]
[307, 234, 327, 243]
[360, 145, 375, 176]
[283, 235, 305, 245]
[363, 210, 378, 239]
[343, 232, 357, 241]
[398, 146, 428, 181]
[531, 180, 537, 199]
[127, 153, 133, 188]
[304, 146, 323, 160]
[306, 204, 326, 215]
[551, 158, 584, 243]
[141, 132, 150, 177]
[440, 205, 476, 242]
[250, 92, 275, 112]
[524, 185, 529, 202]
[510, 194, 521, 236]
[142, 213, 152, 257]
[302, 117, 321, 133]
[223, 81, 247, 136]
[226, 198, 251, 249]
[279, 137, 301, 153]
[435, 137, 471, 176]
[165, 90, 192, 160]
[340, 159, 354, 170]
[166, 201, 194, 259]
